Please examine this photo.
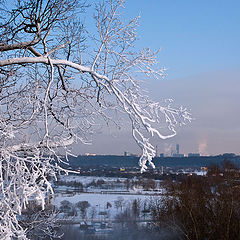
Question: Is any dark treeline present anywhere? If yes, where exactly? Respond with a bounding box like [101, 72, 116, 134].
[65, 154, 240, 169]
[150, 160, 240, 240]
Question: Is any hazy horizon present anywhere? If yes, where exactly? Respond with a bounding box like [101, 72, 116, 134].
[74, 0, 240, 156]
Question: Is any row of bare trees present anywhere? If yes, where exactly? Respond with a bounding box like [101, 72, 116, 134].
[150, 161, 240, 240]
[59, 197, 144, 220]
[56, 177, 158, 191]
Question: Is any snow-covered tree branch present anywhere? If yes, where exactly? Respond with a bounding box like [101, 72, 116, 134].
[0, 0, 191, 238]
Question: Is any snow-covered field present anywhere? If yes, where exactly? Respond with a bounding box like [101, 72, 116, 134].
[53, 192, 156, 215]
[53, 175, 163, 218]
[55, 174, 163, 193]
[58, 175, 129, 184]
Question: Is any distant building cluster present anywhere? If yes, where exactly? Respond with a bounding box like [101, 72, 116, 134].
[158, 144, 201, 158]
[86, 145, 236, 159]
[122, 144, 202, 158]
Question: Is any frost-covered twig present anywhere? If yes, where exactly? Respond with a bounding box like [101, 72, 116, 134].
[0, 0, 191, 238]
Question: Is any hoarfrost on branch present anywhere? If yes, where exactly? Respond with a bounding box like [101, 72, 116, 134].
[0, 0, 191, 238]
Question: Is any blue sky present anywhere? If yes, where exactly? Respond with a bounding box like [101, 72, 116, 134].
[125, 0, 240, 77]
[79, 0, 240, 156]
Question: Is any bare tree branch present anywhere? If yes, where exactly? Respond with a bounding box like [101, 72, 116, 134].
[0, 0, 191, 238]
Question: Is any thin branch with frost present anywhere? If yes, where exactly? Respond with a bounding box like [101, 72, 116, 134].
[0, 0, 191, 238]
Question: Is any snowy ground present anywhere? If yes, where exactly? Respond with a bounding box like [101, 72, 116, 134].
[58, 175, 129, 184]
[53, 175, 163, 219]
[53, 192, 156, 217]
[54, 174, 164, 193]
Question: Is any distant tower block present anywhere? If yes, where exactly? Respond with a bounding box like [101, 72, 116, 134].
[176, 144, 180, 154]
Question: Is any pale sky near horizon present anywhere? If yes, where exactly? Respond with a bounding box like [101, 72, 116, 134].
[77, 0, 240, 156]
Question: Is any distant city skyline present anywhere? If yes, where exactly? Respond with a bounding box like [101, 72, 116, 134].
[74, 0, 240, 156]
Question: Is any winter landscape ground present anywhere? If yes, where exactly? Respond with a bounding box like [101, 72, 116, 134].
[52, 174, 163, 239]
[0, 0, 239, 239]
[49, 159, 240, 240]
[48, 165, 206, 239]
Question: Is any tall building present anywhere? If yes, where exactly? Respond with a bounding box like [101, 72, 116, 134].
[176, 144, 180, 154]
[172, 143, 184, 157]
